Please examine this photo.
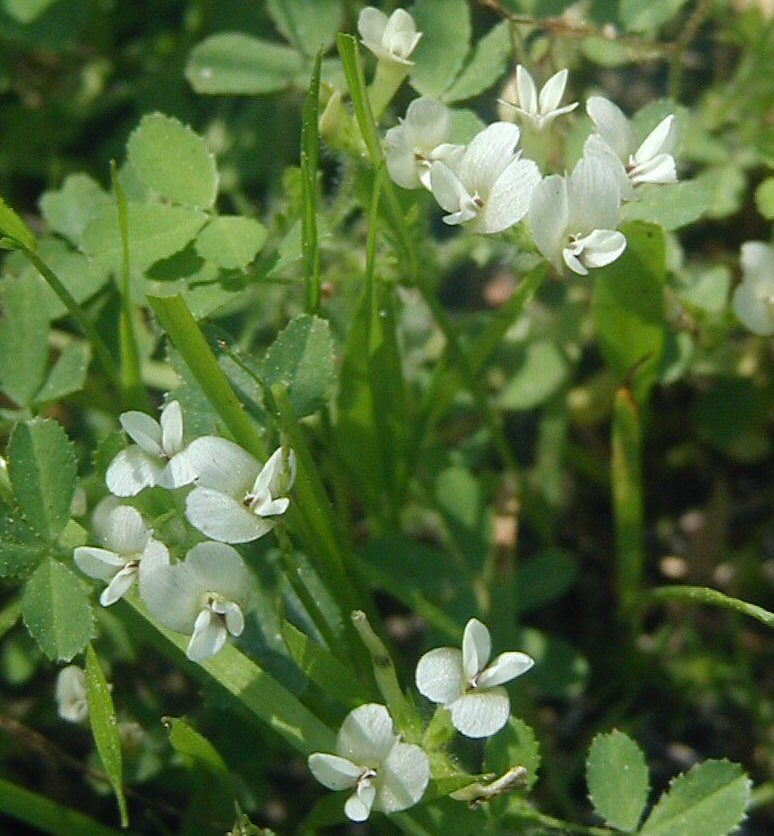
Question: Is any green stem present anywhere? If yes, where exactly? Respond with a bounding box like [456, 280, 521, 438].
[368, 59, 408, 121]
[611, 385, 644, 631]
[123, 597, 336, 755]
[301, 51, 322, 314]
[147, 294, 265, 459]
[640, 585, 774, 629]
[20, 247, 120, 394]
[111, 161, 146, 410]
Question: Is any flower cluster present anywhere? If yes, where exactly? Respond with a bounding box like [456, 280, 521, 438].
[74, 400, 296, 662]
[309, 619, 534, 820]
[378, 38, 679, 276]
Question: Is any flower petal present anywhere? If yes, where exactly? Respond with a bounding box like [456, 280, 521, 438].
[516, 65, 538, 115]
[106, 446, 164, 497]
[99, 564, 138, 606]
[449, 688, 510, 738]
[160, 400, 184, 455]
[104, 505, 148, 554]
[415, 647, 464, 705]
[185, 436, 260, 497]
[476, 651, 534, 689]
[733, 282, 774, 336]
[586, 96, 636, 161]
[634, 114, 677, 165]
[582, 134, 633, 199]
[385, 125, 422, 190]
[629, 153, 676, 186]
[567, 156, 621, 233]
[222, 601, 245, 637]
[140, 562, 202, 633]
[187, 608, 228, 662]
[480, 157, 541, 234]
[158, 449, 199, 490]
[404, 97, 450, 150]
[308, 753, 361, 791]
[337, 703, 396, 765]
[377, 741, 430, 813]
[74, 547, 125, 582]
[529, 174, 569, 269]
[578, 228, 627, 269]
[358, 7, 387, 46]
[538, 68, 569, 114]
[462, 618, 491, 681]
[250, 447, 295, 503]
[55, 666, 88, 723]
[185, 487, 275, 543]
[345, 786, 375, 822]
[459, 122, 521, 197]
[185, 541, 251, 609]
[119, 411, 163, 456]
[137, 539, 170, 600]
[429, 161, 470, 215]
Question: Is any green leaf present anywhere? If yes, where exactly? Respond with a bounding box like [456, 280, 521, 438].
[0, 274, 50, 406]
[434, 466, 488, 566]
[262, 314, 336, 418]
[8, 418, 77, 542]
[515, 549, 578, 614]
[443, 21, 510, 103]
[34, 342, 91, 404]
[619, 0, 690, 32]
[0, 194, 36, 251]
[0, 513, 47, 579]
[22, 558, 94, 661]
[186, 34, 303, 94]
[622, 181, 711, 231]
[754, 176, 774, 219]
[2, 0, 59, 24]
[266, 0, 342, 54]
[518, 627, 589, 700]
[39, 173, 112, 244]
[194, 216, 267, 269]
[674, 265, 730, 314]
[82, 202, 208, 275]
[640, 760, 751, 836]
[586, 730, 649, 831]
[127, 113, 218, 210]
[165, 716, 229, 773]
[281, 620, 365, 708]
[409, 0, 471, 98]
[484, 717, 541, 793]
[85, 644, 128, 827]
[499, 340, 569, 411]
[591, 222, 666, 403]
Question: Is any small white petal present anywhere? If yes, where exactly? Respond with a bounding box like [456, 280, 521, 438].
[377, 742, 430, 813]
[629, 153, 677, 186]
[516, 65, 538, 115]
[538, 68, 569, 114]
[104, 506, 148, 554]
[55, 666, 88, 722]
[529, 174, 569, 269]
[187, 608, 228, 662]
[415, 647, 464, 705]
[185, 487, 275, 543]
[429, 161, 471, 215]
[535, 102, 578, 132]
[476, 651, 535, 689]
[222, 601, 245, 637]
[385, 126, 423, 190]
[137, 539, 170, 600]
[74, 547, 125, 581]
[141, 562, 202, 633]
[404, 97, 450, 150]
[91, 496, 121, 542]
[382, 8, 421, 62]
[253, 497, 290, 518]
[358, 7, 388, 46]
[459, 122, 521, 198]
[337, 704, 396, 765]
[586, 96, 637, 161]
[449, 688, 510, 738]
[563, 246, 589, 276]
[119, 412, 163, 456]
[158, 449, 199, 490]
[160, 401, 184, 455]
[185, 541, 251, 607]
[568, 156, 621, 233]
[578, 228, 627, 269]
[634, 114, 677, 166]
[308, 753, 361, 791]
[480, 157, 541, 234]
[106, 446, 165, 497]
[583, 134, 633, 199]
[250, 447, 295, 503]
[185, 436, 260, 498]
[462, 618, 491, 681]
[99, 564, 138, 606]
[345, 787, 374, 822]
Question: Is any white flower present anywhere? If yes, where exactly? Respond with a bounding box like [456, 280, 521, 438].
[499, 65, 578, 131]
[385, 98, 464, 191]
[529, 155, 627, 276]
[584, 96, 677, 200]
[141, 541, 252, 662]
[732, 241, 774, 336]
[358, 7, 422, 66]
[74, 505, 169, 606]
[184, 439, 296, 544]
[415, 618, 534, 738]
[106, 401, 197, 497]
[55, 665, 88, 723]
[429, 122, 541, 234]
[308, 703, 430, 821]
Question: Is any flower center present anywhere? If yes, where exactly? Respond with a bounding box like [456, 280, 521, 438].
[358, 767, 377, 790]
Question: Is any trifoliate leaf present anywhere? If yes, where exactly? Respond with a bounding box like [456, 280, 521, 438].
[194, 216, 267, 269]
[586, 730, 649, 831]
[409, 0, 470, 98]
[39, 173, 112, 244]
[266, 0, 342, 54]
